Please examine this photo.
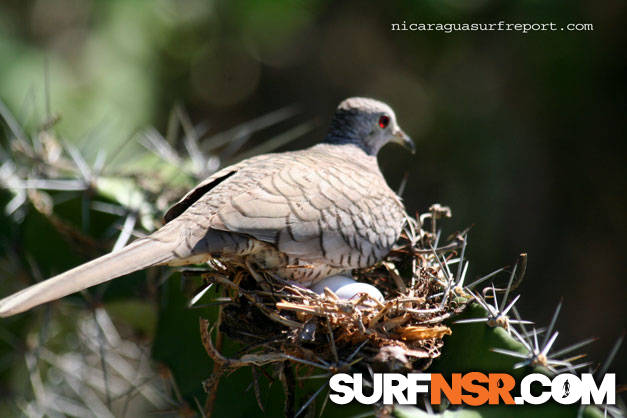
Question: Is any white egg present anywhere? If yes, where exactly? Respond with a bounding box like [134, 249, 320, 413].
[310, 275, 384, 302]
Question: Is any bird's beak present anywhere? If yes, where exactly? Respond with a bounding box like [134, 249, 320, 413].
[392, 128, 415, 154]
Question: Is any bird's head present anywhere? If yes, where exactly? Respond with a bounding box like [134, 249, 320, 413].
[325, 97, 414, 156]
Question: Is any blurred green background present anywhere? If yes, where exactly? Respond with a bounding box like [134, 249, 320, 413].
[0, 0, 624, 415]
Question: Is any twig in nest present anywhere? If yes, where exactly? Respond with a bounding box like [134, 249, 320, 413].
[397, 325, 452, 341]
[280, 362, 296, 418]
[250, 367, 264, 413]
[204, 272, 302, 328]
[201, 311, 223, 418]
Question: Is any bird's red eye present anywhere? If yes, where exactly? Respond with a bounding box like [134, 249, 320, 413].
[378, 115, 390, 129]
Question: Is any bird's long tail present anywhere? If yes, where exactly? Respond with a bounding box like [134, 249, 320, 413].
[0, 230, 180, 317]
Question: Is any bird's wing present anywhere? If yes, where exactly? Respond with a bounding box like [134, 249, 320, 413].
[163, 152, 286, 223]
[204, 151, 405, 268]
[164, 163, 244, 223]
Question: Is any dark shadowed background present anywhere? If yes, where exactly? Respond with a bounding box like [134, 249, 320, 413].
[0, 0, 624, 414]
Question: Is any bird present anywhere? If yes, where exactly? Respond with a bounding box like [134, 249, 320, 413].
[0, 97, 414, 317]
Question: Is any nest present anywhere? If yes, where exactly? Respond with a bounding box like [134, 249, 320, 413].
[194, 204, 472, 415]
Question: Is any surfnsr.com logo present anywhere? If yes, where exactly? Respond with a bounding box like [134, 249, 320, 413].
[329, 372, 616, 406]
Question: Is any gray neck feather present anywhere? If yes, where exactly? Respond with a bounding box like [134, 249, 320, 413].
[324, 110, 374, 155]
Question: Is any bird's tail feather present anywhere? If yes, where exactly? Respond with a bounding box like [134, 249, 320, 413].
[0, 233, 179, 317]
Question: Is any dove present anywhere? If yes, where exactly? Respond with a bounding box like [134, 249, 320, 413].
[0, 97, 414, 317]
